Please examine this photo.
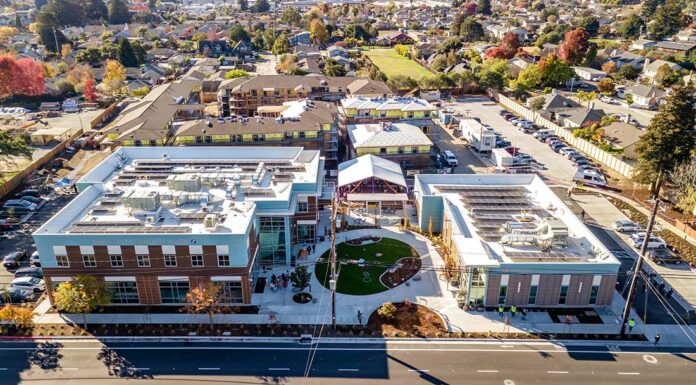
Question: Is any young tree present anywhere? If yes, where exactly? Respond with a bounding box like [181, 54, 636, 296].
[0, 305, 34, 329]
[633, 84, 696, 192]
[529, 96, 545, 112]
[107, 0, 131, 24]
[185, 284, 227, 331]
[601, 61, 617, 74]
[83, 78, 97, 102]
[310, 19, 329, 45]
[272, 32, 290, 55]
[53, 275, 109, 330]
[289, 265, 312, 293]
[559, 28, 595, 65]
[377, 302, 397, 320]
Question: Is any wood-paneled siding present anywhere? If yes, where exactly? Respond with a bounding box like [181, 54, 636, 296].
[484, 273, 617, 307]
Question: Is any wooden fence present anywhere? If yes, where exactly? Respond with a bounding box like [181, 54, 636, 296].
[489, 90, 635, 178]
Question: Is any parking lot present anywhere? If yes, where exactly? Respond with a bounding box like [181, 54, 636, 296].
[443, 98, 579, 184]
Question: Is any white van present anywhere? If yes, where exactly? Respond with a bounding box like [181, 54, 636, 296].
[443, 150, 458, 167]
[573, 169, 606, 186]
[533, 129, 554, 140]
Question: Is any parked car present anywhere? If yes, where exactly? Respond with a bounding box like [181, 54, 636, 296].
[504, 114, 516, 121]
[630, 233, 667, 249]
[514, 154, 535, 164]
[612, 220, 642, 233]
[3, 251, 27, 269]
[545, 136, 561, 144]
[14, 266, 43, 279]
[443, 150, 458, 167]
[0, 287, 34, 304]
[504, 146, 520, 155]
[499, 110, 510, 116]
[17, 189, 40, 197]
[18, 195, 41, 204]
[574, 158, 591, 166]
[559, 147, 577, 156]
[551, 143, 567, 153]
[648, 249, 682, 265]
[29, 251, 40, 267]
[11, 276, 46, 293]
[3, 199, 37, 212]
[533, 129, 554, 140]
[496, 139, 511, 148]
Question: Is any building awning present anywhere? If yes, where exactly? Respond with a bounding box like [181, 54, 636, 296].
[337, 154, 407, 188]
[347, 193, 408, 202]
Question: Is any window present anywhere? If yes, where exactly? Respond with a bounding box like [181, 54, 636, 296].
[191, 255, 204, 267]
[398, 147, 405, 154]
[259, 216, 287, 265]
[159, 281, 190, 304]
[83, 255, 97, 268]
[137, 255, 150, 267]
[164, 255, 177, 267]
[589, 285, 600, 304]
[214, 281, 244, 303]
[56, 255, 69, 267]
[297, 224, 315, 243]
[498, 285, 507, 305]
[411, 146, 418, 154]
[559, 285, 569, 304]
[106, 281, 139, 304]
[149, 140, 157, 146]
[297, 201, 308, 212]
[110, 255, 124, 268]
[299, 131, 305, 138]
[380, 147, 387, 155]
[218, 255, 231, 266]
[528, 286, 538, 305]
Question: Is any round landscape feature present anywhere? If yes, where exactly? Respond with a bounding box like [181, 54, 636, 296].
[314, 237, 422, 295]
[293, 292, 313, 304]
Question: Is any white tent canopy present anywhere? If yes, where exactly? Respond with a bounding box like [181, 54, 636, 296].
[337, 154, 406, 188]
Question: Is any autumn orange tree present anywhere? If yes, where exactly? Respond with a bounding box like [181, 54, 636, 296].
[0, 305, 34, 330]
[185, 284, 228, 330]
[0, 55, 45, 97]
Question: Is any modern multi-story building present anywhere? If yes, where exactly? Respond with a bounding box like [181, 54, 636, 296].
[217, 75, 392, 117]
[33, 147, 323, 306]
[413, 174, 621, 308]
[172, 99, 340, 166]
[346, 122, 433, 169]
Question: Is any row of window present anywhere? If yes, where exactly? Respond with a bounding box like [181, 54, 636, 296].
[498, 284, 601, 305]
[379, 146, 423, 155]
[105, 280, 244, 304]
[55, 254, 231, 268]
[193, 132, 326, 143]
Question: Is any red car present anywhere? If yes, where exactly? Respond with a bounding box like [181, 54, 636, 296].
[504, 146, 520, 155]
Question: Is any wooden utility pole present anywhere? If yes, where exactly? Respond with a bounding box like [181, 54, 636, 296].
[329, 195, 337, 328]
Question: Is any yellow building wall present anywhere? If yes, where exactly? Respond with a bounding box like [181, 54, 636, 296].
[356, 147, 380, 155]
[345, 108, 357, 116]
[306, 131, 318, 138]
[418, 145, 431, 153]
[212, 135, 230, 142]
[242, 134, 253, 142]
[322, 123, 332, 131]
[266, 133, 283, 141]
[386, 110, 401, 118]
[386, 146, 398, 155]
[177, 136, 196, 144]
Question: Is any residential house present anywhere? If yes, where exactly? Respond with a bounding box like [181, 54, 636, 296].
[600, 49, 645, 69]
[642, 59, 683, 84]
[676, 28, 696, 42]
[557, 107, 607, 129]
[289, 31, 311, 46]
[618, 84, 665, 108]
[572, 66, 607, 82]
[654, 41, 696, 55]
[629, 38, 656, 51]
[374, 31, 414, 46]
[602, 121, 644, 159]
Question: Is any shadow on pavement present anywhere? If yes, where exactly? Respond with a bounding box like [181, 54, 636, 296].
[27, 341, 63, 371]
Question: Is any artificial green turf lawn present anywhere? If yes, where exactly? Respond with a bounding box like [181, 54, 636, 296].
[314, 238, 420, 295]
[363, 48, 432, 81]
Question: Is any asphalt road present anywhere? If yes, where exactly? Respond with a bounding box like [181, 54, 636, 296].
[0, 340, 693, 384]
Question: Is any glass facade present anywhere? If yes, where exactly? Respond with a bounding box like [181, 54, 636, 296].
[106, 281, 139, 304]
[259, 216, 286, 265]
[214, 281, 244, 303]
[159, 281, 189, 304]
[297, 224, 315, 243]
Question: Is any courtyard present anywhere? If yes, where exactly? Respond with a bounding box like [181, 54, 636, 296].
[314, 237, 422, 295]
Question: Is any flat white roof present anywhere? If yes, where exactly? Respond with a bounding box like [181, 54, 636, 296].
[337, 154, 406, 188]
[347, 122, 432, 148]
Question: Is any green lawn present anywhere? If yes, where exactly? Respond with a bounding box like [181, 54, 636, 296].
[314, 238, 420, 295]
[363, 48, 432, 81]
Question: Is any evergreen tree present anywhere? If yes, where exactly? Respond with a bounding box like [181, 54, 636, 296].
[641, 0, 662, 19]
[648, 1, 683, 40]
[618, 13, 642, 40]
[108, 0, 131, 24]
[118, 38, 138, 67]
[633, 84, 696, 191]
[459, 17, 484, 42]
[83, 0, 108, 21]
[477, 0, 491, 15]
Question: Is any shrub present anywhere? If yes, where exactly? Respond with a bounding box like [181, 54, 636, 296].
[377, 302, 397, 320]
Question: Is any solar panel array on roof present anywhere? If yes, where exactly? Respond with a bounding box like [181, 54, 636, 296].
[69, 225, 190, 234]
[505, 251, 584, 262]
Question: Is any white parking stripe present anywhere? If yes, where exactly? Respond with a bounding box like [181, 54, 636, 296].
[61, 368, 79, 371]
[408, 369, 430, 372]
[269, 368, 290, 371]
[618, 372, 640, 375]
[478, 370, 499, 373]
[547, 371, 569, 374]
[198, 367, 220, 371]
[338, 368, 359, 372]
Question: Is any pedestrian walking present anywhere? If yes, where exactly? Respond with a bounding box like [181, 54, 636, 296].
[566, 187, 572, 198]
[580, 209, 585, 221]
[521, 308, 527, 321]
[654, 333, 661, 346]
[511, 305, 517, 318]
[498, 306, 504, 318]
[628, 318, 635, 332]
[357, 310, 363, 325]
[503, 316, 510, 332]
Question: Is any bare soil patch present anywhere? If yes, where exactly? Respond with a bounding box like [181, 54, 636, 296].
[367, 302, 446, 336]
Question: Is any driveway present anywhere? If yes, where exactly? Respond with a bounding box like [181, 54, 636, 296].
[443, 98, 578, 184]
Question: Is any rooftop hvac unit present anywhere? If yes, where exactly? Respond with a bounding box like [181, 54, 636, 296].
[204, 214, 217, 230]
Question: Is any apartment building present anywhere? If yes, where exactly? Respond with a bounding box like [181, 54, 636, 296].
[172, 100, 340, 166]
[217, 75, 392, 117]
[33, 147, 323, 306]
[413, 174, 621, 308]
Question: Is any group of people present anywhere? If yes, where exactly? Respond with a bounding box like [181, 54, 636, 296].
[270, 272, 290, 292]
